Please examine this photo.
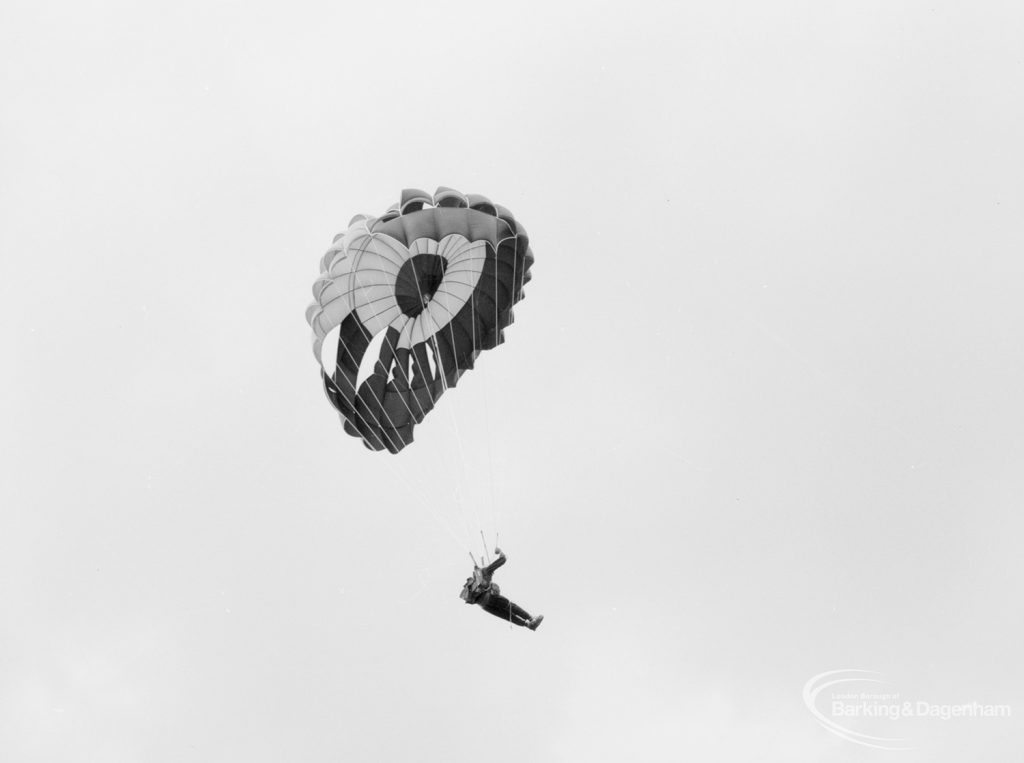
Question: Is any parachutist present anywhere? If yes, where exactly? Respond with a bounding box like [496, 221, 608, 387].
[460, 548, 543, 630]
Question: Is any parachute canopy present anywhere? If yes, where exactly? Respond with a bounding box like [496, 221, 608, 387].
[306, 187, 534, 453]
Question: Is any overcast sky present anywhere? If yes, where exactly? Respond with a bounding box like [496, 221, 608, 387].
[3, 1, 1023, 761]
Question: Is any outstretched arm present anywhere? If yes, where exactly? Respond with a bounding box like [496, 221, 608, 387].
[481, 549, 506, 577]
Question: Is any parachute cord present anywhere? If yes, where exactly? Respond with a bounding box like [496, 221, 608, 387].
[479, 531, 490, 567]
[345, 265, 474, 551]
[473, 290, 499, 533]
[493, 237, 503, 542]
[318, 280, 409, 455]
[342, 250, 418, 449]
[408, 250, 483, 545]
[459, 288, 496, 544]
[429, 295, 486, 546]
[379, 454, 469, 554]
[398, 558, 469, 606]
[326, 388, 466, 544]
[484, 226, 525, 549]
[408, 454, 474, 552]
[345, 243, 447, 446]
[482, 390, 499, 547]
[320, 375, 463, 546]
[430, 329, 485, 548]
[490, 227, 523, 544]
[343, 274, 416, 452]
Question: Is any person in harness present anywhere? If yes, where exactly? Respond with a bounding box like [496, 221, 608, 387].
[460, 548, 544, 630]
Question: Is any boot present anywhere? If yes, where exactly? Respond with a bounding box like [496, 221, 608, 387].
[527, 615, 544, 631]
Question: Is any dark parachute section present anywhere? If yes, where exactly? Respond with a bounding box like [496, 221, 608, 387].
[307, 188, 534, 452]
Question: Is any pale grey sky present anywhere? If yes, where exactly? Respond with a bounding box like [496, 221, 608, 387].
[2, 1, 1023, 761]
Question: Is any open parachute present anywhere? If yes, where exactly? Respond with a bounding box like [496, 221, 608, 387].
[306, 187, 534, 453]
